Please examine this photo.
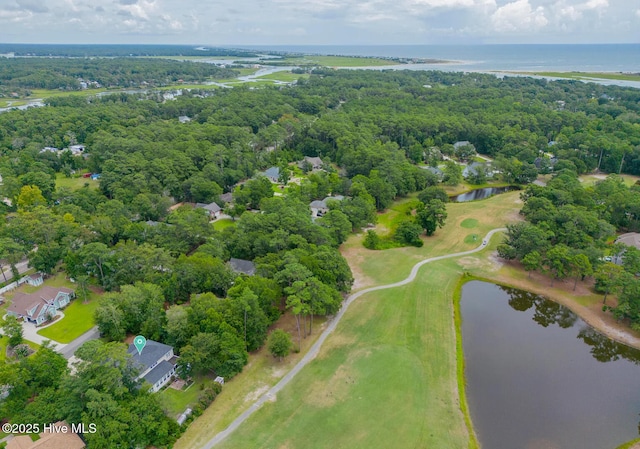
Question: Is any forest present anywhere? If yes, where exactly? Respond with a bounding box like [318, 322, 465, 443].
[0, 58, 238, 92]
[0, 67, 639, 447]
[0, 44, 257, 58]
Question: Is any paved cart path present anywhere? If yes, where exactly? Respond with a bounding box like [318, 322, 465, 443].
[200, 228, 507, 448]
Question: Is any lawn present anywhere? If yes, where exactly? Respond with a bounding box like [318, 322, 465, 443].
[159, 380, 202, 418]
[31, 273, 102, 343]
[55, 172, 98, 191]
[212, 218, 235, 231]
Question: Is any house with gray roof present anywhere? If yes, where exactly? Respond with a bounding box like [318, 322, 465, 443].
[422, 166, 444, 179]
[297, 156, 324, 171]
[261, 167, 280, 183]
[229, 258, 256, 276]
[127, 340, 177, 393]
[219, 192, 234, 205]
[197, 201, 222, 219]
[310, 195, 345, 218]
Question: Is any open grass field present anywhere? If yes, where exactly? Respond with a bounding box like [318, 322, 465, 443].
[255, 71, 310, 83]
[55, 173, 98, 191]
[579, 173, 640, 187]
[266, 55, 395, 67]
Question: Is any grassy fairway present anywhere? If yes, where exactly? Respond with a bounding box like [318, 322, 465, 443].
[255, 71, 309, 83]
[215, 194, 523, 449]
[218, 257, 476, 449]
[344, 190, 522, 289]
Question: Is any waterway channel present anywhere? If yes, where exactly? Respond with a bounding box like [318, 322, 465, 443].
[461, 281, 640, 449]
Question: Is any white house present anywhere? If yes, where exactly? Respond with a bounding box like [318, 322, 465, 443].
[128, 340, 178, 393]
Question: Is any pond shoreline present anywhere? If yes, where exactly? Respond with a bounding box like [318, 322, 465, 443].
[458, 271, 640, 352]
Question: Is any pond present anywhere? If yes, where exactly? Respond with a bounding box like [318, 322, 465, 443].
[450, 186, 516, 202]
[461, 281, 640, 449]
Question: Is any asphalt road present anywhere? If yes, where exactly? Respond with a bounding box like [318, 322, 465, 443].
[200, 227, 507, 448]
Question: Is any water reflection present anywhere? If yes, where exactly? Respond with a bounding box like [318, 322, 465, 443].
[500, 285, 640, 364]
[501, 286, 578, 329]
[461, 281, 640, 449]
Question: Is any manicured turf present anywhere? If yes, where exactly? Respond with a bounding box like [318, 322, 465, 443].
[159, 381, 202, 418]
[37, 295, 101, 343]
[212, 218, 235, 231]
[464, 233, 479, 244]
[460, 218, 479, 228]
[217, 257, 476, 449]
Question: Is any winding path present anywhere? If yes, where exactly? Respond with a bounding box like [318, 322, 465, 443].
[200, 227, 507, 449]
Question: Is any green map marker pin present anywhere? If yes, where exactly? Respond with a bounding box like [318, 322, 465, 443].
[133, 335, 147, 355]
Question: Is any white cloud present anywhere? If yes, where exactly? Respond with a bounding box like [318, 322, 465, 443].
[491, 0, 548, 32]
[636, 9, 640, 18]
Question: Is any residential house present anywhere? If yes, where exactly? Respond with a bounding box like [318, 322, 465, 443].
[422, 166, 444, 179]
[462, 162, 487, 179]
[39, 147, 59, 154]
[197, 201, 222, 219]
[19, 272, 44, 287]
[229, 258, 256, 276]
[261, 167, 280, 183]
[7, 286, 75, 326]
[453, 141, 476, 151]
[69, 145, 86, 156]
[7, 421, 85, 449]
[297, 156, 324, 171]
[178, 115, 191, 123]
[127, 340, 178, 393]
[309, 195, 344, 218]
[612, 233, 640, 265]
[219, 192, 234, 205]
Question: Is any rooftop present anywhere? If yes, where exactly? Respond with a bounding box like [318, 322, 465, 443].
[229, 258, 256, 276]
[127, 340, 173, 373]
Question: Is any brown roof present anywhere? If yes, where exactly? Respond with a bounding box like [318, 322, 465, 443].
[616, 233, 640, 250]
[8, 287, 74, 317]
[7, 422, 85, 449]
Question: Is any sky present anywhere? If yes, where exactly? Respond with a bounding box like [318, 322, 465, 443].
[0, 0, 638, 45]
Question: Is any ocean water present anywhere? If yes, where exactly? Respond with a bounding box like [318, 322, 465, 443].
[238, 44, 640, 73]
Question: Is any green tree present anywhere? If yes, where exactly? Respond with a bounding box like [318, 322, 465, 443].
[443, 161, 462, 186]
[317, 209, 352, 245]
[94, 302, 126, 341]
[570, 253, 593, 291]
[363, 229, 381, 249]
[3, 315, 23, 347]
[267, 329, 293, 361]
[394, 220, 424, 247]
[17, 185, 46, 210]
[522, 251, 543, 278]
[595, 262, 624, 305]
[416, 199, 448, 236]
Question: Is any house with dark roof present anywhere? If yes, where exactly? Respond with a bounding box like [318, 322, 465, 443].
[453, 141, 475, 151]
[219, 192, 234, 205]
[422, 166, 444, 179]
[127, 340, 177, 393]
[297, 156, 324, 171]
[229, 258, 256, 276]
[197, 201, 222, 219]
[7, 286, 74, 326]
[310, 195, 345, 218]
